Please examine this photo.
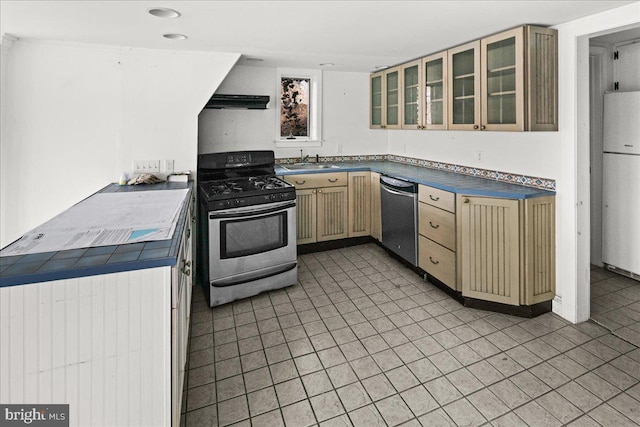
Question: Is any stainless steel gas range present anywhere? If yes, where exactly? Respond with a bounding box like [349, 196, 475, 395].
[197, 151, 298, 307]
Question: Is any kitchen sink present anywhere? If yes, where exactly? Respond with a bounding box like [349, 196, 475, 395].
[284, 163, 340, 170]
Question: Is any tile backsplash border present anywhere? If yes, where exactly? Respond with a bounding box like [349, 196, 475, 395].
[276, 154, 556, 191]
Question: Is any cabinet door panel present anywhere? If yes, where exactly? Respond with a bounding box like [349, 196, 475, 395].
[385, 68, 401, 129]
[422, 52, 448, 130]
[459, 196, 519, 305]
[448, 41, 481, 130]
[370, 73, 384, 128]
[317, 187, 348, 241]
[349, 172, 371, 237]
[296, 189, 317, 244]
[481, 27, 524, 131]
[402, 60, 423, 129]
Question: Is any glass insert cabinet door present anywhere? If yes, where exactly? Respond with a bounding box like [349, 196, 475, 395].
[385, 68, 401, 128]
[402, 60, 422, 129]
[422, 52, 447, 130]
[448, 41, 480, 130]
[481, 27, 524, 131]
[370, 73, 383, 128]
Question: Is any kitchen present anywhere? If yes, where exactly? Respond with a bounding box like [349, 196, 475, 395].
[1, 1, 640, 426]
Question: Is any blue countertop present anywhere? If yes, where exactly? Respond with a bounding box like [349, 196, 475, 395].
[275, 161, 554, 199]
[0, 182, 192, 288]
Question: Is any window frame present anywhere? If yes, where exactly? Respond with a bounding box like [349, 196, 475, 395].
[275, 68, 323, 147]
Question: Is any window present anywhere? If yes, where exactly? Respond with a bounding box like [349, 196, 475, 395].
[276, 68, 322, 147]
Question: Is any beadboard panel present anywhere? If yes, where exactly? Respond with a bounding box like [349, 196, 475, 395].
[0, 268, 171, 427]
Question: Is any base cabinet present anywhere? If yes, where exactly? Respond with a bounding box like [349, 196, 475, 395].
[283, 173, 348, 244]
[348, 172, 371, 237]
[418, 184, 457, 289]
[457, 195, 555, 306]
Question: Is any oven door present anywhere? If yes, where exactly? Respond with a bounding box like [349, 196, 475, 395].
[209, 200, 297, 287]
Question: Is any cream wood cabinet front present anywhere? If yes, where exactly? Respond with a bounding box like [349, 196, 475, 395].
[418, 185, 458, 290]
[370, 67, 401, 129]
[283, 173, 349, 244]
[448, 26, 557, 131]
[348, 172, 371, 237]
[457, 195, 555, 306]
[371, 25, 557, 132]
[370, 172, 382, 241]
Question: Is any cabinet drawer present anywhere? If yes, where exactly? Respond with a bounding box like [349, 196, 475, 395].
[419, 203, 455, 251]
[283, 172, 348, 189]
[419, 236, 456, 289]
[418, 185, 455, 212]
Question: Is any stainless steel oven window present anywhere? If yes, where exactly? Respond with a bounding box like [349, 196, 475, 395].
[220, 211, 288, 259]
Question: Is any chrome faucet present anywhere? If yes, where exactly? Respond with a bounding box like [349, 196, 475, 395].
[300, 149, 309, 163]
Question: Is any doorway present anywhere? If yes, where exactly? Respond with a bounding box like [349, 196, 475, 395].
[587, 27, 640, 346]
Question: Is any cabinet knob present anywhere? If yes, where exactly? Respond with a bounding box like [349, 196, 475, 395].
[318, 189, 322, 193]
[480, 125, 486, 130]
[463, 198, 470, 204]
[312, 190, 316, 194]
[183, 260, 191, 268]
[473, 125, 479, 130]
[328, 178, 338, 183]
[429, 257, 440, 265]
[182, 268, 191, 276]
[429, 221, 440, 229]
[295, 181, 306, 185]
[429, 195, 439, 202]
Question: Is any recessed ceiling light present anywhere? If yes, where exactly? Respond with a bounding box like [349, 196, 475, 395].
[374, 65, 389, 70]
[148, 8, 181, 18]
[319, 63, 335, 67]
[163, 33, 188, 40]
[245, 57, 264, 62]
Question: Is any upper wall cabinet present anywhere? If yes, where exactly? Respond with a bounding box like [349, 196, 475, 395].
[370, 66, 401, 129]
[422, 52, 448, 130]
[371, 25, 558, 132]
[401, 60, 423, 129]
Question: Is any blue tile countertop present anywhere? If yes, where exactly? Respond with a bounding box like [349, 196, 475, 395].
[275, 161, 554, 199]
[0, 182, 192, 288]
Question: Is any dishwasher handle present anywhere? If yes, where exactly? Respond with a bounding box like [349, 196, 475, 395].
[381, 183, 417, 198]
[380, 175, 417, 194]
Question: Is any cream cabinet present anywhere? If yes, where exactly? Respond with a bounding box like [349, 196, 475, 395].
[370, 66, 401, 129]
[422, 52, 448, 130]
[457, 195, 555, 306]
[348, 172, 371, 237]
[371, 25, 557, 132]
[401, 60, 423, 129]
[418, 185, 458, 290]
[448, 26, 557, 131]
[283, 173, 349, 244]
[370, 172, 382, 241]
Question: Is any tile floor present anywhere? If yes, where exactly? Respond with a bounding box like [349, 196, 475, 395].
[181, 244, 640, 426]
[590, 265, 640, 348]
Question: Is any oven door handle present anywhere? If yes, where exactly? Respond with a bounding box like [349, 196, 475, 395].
[211, 262, 297, 287]
[209, 200, 296, 219]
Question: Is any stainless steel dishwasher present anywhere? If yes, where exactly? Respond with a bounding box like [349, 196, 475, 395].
[380, 175, 418, 266]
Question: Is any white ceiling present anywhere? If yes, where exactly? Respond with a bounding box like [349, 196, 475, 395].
[1, 0, 636, 72]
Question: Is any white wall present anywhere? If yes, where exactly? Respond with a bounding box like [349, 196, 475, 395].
[198, 65, 387, 158]
[0, 38, 239, 247]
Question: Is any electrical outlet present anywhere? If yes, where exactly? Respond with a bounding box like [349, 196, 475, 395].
[166, 160, 174, 174]
[133, 160, 160, 174]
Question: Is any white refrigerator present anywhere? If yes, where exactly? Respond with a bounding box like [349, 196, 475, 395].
[602, 91, 640, 278]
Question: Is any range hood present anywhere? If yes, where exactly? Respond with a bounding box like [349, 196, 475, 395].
[204, 94, 270, 110]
